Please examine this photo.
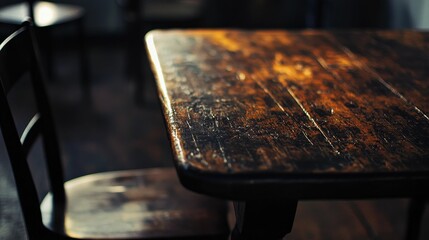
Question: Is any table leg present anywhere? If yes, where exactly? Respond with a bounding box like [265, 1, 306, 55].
[405, 197, 426, 240]
[77, 17, 91, 102]
[231, 199, 297, 240]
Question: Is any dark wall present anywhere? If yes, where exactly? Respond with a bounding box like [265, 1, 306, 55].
[55, 0, 396, 35]
[202, 0, 308, 29]
[0, 0, 424, 40]
[323, 0, 390, 28]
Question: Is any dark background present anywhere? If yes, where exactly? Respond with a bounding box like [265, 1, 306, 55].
[1, 0, 427, 40]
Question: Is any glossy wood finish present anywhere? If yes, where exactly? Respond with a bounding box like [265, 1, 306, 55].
[146, 30, 429, 200]
[0, 22, 229, 240]
[41, 168, 229, 239]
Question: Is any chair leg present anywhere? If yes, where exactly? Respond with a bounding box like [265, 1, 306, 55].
[306, 0, 324, 28]
[405, 197, 426, 240]
[34, 27, 54, 81]
[134, 37, 145, 105]
[77, 18, 90, 101]
[45, 29, 55, 81]
[121, 0, 145, 105]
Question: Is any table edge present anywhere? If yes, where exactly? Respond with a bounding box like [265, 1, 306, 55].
[175, 165, 429, 200]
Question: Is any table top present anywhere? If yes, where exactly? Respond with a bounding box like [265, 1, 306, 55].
[146, 30, 429, 200]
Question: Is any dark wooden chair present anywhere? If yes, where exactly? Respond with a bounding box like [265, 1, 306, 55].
[0, 0, 89, 98]
[0, 20, 229, 240]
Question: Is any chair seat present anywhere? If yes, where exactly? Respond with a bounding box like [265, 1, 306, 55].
[0, 1, 84, 27]
[40, 168, 229, 239]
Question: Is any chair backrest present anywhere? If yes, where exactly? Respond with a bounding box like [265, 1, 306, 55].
[0, 19, 65, 238]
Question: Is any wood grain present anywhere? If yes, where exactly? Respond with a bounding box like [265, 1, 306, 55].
[146, 30, 429, 199]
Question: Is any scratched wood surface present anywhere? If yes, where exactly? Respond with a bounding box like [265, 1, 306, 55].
[146, 30, 429, 198]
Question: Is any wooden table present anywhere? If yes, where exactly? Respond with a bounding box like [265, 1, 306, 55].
[145, 30, 429, 239]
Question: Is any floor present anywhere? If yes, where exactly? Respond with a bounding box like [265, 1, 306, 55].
[0, 37, 428, 240]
